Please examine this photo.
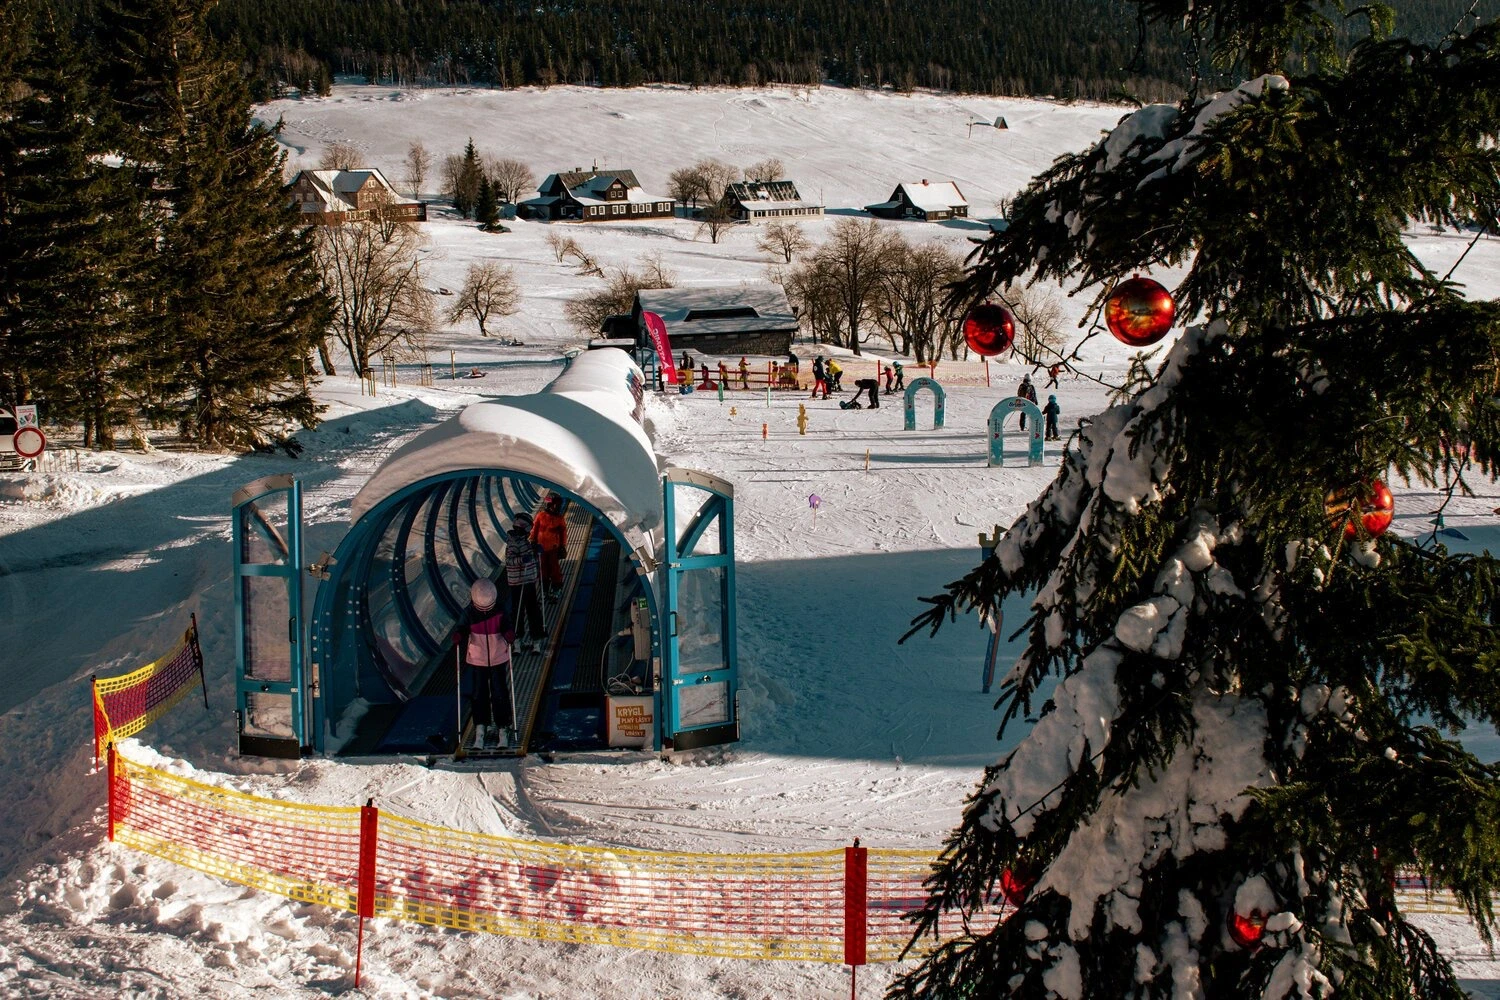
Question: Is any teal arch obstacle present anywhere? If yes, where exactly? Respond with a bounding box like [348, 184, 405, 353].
[903, 377, 946, 430]
[989, 397, 1045, 467]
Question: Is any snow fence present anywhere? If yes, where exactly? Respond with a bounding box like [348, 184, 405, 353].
[104, 747, 935, 971]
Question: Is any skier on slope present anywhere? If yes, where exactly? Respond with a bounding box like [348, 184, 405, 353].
[530, 493, 568, 600]
[1043, 394, 1061, 440]
[459, 578, 515, 748]
[1017, 375, 1038, 429]
[505, 514, 548, 653]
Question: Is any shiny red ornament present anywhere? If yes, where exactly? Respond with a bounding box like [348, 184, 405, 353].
[1326, 479, 1394, 539]
[1228, 910, 1267, 949]
[999, 867, 1035, 906]
[1105, 276, 1176, 347]
[963, 303, 1016, 357]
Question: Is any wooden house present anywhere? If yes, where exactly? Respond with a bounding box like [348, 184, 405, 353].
[865, 179, 969, 221]
[630, 284, 799, 356]
[517, 169, 674, 222]
[718, 180, 824, 221]
[286, 168, 426, 225]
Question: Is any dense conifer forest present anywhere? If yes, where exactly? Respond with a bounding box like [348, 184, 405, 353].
[54, 0, 1491, 102]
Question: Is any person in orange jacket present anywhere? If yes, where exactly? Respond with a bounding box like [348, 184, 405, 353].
[530, 493, 569, 599]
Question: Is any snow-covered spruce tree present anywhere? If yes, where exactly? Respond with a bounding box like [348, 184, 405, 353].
[894, 10, 1500, 1000]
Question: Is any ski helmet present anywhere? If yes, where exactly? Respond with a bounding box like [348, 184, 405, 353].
[470, 578, 498, 609]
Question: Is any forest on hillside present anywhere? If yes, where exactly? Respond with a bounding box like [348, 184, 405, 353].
[56, 0, 1494, 102]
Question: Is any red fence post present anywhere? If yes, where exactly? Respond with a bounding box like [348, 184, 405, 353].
[355, 799, 378, 988]
[844, 837, 868, 997]
[106, 744, 117, 842]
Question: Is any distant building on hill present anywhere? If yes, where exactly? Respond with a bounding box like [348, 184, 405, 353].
[517, 169, 675, 222]
[286, 168, 426, 225]
[628, 284, 800, 356]
[718, 180, 824, 222]
[865, 179, 968, 221]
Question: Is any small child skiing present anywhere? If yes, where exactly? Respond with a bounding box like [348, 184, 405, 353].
[738, 356, 750, 389]
[1043, 394, 1062, 440]
[893, 361, 905, 390]
[882, 365, 895, 394]
[505, 513, 548, 653]
[1046, 363, 1062, 388]
[530, 494, 568, 599]
[459, 578, 515, 748]
[718, 360, 729, 389]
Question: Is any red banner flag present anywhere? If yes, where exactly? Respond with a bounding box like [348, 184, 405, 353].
[642, 311, 678, 385]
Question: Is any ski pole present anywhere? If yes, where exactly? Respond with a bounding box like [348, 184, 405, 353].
[455, 644, 463, 753]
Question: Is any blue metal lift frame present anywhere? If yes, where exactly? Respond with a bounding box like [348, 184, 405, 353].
[232, 475, 306, 757]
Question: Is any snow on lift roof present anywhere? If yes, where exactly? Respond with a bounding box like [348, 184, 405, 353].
[351, 348, 664, 558]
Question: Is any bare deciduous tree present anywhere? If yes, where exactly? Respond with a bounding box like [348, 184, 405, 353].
[777, 255, 847, 346]
[697, 158, 741, 203]
[319, 141, 362, 171]
[314, 214, 434, 375]
[808, 218, 902, 355]
[877, 239, 965, 362]
[695, 203, 739, 244]
[563, 263, 676, 337]
[744, 157, 785, 182]
[755, 221, 811, 263]
[404, 142, 431, 199]
[447, 261, 521, 337]
[999, 282, 1067, 361]
[485, 157, 535, 204]
[668, 165, 709, 208]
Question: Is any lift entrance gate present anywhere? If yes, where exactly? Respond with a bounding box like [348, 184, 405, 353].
[661, 468, 739, 750]
[231, 475, 308, 757]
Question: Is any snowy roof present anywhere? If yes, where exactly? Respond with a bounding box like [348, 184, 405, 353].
[895, 180, 967, 212]
[293, 168, 413, 213]
[636, 284, 799, 336]
[535, 169, 671, 206]
[350, 349, 664, 559]
[724, 180, 820, 211]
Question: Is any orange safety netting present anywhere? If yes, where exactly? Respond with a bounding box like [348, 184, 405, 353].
[109, 752, 364, 912]
[92, 617, 205, 760]
[107, 749, 936, 963]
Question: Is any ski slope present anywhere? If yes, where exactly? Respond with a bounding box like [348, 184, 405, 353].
[2, 84, 1500, 998]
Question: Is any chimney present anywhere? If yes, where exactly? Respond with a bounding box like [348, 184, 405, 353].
[921, 178, 929, 185]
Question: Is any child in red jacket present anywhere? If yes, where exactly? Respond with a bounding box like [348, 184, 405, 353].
[530, 494, 568, 599]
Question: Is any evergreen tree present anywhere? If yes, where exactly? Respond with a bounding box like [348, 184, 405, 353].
[96, 0, 327, 450]
[0, 9, 156, 448]
[474, 174, 500, 231]
[453, 137, 481, 218]
[896, 7, 1500, 999]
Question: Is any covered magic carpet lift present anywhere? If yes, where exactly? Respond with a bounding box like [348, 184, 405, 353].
[230, 349, 739, 759]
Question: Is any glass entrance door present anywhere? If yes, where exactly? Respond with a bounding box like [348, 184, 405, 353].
[661, 468, 738, 750]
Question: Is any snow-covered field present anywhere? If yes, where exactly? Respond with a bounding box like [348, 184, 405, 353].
[3, 84, 1500, 998]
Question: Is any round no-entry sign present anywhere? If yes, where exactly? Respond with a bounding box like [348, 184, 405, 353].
[13, 426, 45, 459]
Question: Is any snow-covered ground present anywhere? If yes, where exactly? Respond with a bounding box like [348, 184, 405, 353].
[3, 84, 1500, 998]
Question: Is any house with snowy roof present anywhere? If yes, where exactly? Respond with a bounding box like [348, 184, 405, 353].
[630, 284, 799, 356]
[718, 180, 824, 222]
[286, 168, 426, 225]
[517, 169, 675, 222]
[865, 179, 969, 221]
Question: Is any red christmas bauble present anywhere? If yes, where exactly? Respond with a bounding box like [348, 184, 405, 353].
[963, 303, 1016, 357]
[1326, 479, 1394, 539]
[1105, 277, 1176, 347]
[1228, 910, 1266, 949]
[999, 867, 1035, 906]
